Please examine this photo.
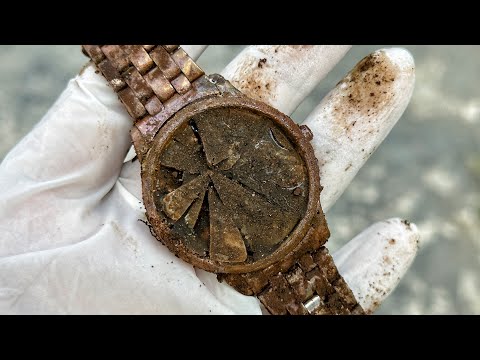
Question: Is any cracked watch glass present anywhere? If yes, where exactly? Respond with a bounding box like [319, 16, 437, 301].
[141, 96, 321, 274]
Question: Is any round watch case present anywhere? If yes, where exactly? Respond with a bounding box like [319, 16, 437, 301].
[80, 45, 364, 314]
[141, 91, 324, 274]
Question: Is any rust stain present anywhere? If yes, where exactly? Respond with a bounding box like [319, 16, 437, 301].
[228, 46, 316, 105]
[330, 51, 399, 140]
[257, 58, 267, 68]
[383, 255, 392, 265]
[389, 238, 396, 245]
[228, 54, 276, 104]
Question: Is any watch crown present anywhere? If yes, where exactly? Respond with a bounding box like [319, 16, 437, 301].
[299, 125, 313, 141]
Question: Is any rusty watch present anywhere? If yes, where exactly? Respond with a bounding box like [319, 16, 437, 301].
[82, 45, 364, 315]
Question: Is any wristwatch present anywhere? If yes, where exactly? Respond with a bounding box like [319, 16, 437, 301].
[82, 45, 364, 315]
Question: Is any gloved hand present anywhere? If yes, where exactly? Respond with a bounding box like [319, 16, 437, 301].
[0, 45, 419, 314]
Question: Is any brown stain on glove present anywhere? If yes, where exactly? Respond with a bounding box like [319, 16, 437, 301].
[227, 45, 315, 106]
[329, 51, 401, 142]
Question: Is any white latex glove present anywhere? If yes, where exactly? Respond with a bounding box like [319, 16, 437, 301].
[0, 45, 419, 315]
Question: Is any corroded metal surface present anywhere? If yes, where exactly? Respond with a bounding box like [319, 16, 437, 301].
[141, 94, 325, 276]
[257, 247, 364, 315]
[155, 106, 309, 263]
[82, 45, 364, 315]
[82, 45, 204, 121]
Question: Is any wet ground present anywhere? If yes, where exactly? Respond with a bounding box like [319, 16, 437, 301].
[1, 45, 479, 314]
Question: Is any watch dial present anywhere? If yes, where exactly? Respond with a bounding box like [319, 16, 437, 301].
[153, 107, 308, 264]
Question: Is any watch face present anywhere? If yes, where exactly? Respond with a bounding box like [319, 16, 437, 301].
[142, 96, 320, 273]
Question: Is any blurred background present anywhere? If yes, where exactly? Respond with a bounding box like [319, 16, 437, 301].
[0, 45, 479, 314]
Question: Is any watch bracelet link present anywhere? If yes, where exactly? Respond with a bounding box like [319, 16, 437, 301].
[259, 246, 363, 315]
[82, 45, 204, 123]
[219, 211, 365, 315]
[82, 45, 365, 315]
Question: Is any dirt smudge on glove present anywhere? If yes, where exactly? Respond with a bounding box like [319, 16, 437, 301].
[329, 51, 399, 142]
[227, 46, 315, 107]
[227, 54, 275, 104]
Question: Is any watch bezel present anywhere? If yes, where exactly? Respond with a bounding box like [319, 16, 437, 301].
[141, 93, 321, 274]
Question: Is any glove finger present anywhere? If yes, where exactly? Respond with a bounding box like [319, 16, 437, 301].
[333, 218, 419, 314]
[303, 48, 415, 212]
[221, 45, 351, 115]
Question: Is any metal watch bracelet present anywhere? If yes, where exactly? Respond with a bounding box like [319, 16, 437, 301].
[82, 45, 365, 315]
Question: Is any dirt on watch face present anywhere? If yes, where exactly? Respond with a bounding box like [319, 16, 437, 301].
[154, 107, 309, 264]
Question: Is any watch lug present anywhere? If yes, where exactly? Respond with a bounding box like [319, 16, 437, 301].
[207, 74, 242, 96]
